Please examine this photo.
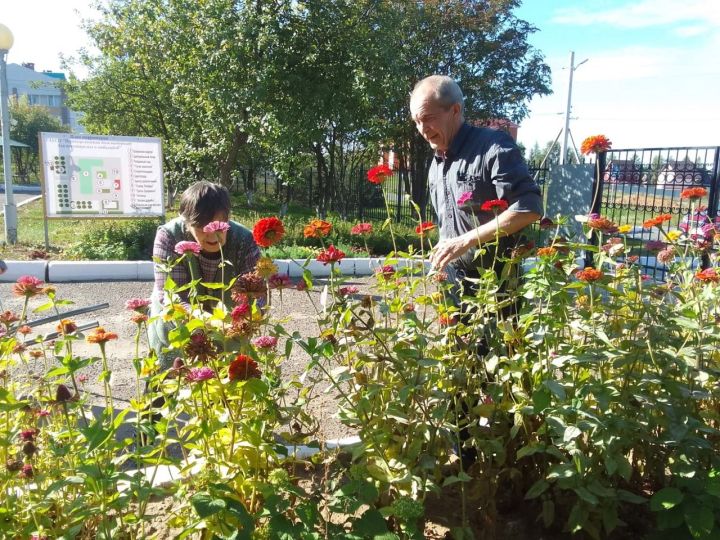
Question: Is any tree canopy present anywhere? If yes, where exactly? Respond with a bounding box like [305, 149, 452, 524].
[66, 0, 551, 212]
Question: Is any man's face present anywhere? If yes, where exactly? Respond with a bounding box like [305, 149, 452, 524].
[410, 89, 462, 152]
[188, 210, 228, 253]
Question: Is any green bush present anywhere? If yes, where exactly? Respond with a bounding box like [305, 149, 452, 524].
[65, 219, 161, 260]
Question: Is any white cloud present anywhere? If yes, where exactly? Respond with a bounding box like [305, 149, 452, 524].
[673, 25, 709, 37]
[552, 0, 720, 29]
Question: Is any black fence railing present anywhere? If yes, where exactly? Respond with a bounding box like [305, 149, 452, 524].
[597, 146, 720, 280]
[243, 160, 551, 227]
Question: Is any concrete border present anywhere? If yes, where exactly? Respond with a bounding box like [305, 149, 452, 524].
[0, 256, 592, 283]
[1, 257, 433, 283]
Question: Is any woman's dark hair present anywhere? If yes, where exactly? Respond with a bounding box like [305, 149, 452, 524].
[179, 181, 231, 226]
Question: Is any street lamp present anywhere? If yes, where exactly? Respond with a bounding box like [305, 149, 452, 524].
[0, 23, 16, 244]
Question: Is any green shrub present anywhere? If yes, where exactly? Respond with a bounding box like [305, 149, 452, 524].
[65, 219, 161, 260]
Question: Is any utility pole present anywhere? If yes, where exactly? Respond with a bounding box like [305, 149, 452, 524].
[560, 51, 587, 165]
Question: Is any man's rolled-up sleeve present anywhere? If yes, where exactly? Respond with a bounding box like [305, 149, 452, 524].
[488, 142, 544, 216]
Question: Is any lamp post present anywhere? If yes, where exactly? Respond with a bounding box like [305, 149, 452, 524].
[0, 23, 16, 244]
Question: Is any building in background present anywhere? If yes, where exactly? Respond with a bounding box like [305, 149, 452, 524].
[6, 62, 85, 133]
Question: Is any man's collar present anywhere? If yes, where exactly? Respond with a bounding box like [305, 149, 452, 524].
[433, 122, 471, 162]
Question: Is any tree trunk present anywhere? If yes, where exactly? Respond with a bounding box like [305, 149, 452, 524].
[219, 127, 248, 187]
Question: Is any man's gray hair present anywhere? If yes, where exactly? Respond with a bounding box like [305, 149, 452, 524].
[411, 75, 465, 116]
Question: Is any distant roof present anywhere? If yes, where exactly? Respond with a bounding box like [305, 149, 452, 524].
[0, 137, 30, 148]
[43, 72, 67, 81]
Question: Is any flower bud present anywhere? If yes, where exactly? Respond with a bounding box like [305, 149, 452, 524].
[55, 384, 73, 403]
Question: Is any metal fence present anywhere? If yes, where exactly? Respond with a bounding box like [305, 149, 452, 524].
[245, 160, 551, 226]
[596, 146, 720, 280]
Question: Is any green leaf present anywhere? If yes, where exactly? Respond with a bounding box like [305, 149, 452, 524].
[353, 509, 388, 536]
[525, 479, 550, 500]
[650, 487, 684, 511]
[563, 426, 582, 442]
[532, 387, 551, 412]
[685, 505, 715, 539]
[544, 379, 566, 400]
[190, 492, 226, 518]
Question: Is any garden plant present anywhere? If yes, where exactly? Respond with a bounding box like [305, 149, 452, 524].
[2, 141, 720, 539]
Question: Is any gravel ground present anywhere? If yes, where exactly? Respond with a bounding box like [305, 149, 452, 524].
[1, 277, 375, 441]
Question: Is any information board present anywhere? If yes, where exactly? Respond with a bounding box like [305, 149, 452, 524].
[39, 132, 164, 218]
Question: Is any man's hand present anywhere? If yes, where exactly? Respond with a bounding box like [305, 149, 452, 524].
[429, 236, 474, 271]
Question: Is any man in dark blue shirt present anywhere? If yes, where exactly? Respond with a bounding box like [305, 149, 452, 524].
[409, 75, 543, 276]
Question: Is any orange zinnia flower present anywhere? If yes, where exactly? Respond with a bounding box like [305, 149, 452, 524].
[580, 135, 612, 155]
[695, 268, 719, 283]
[86, 327, 119, 344]
[303, 219, 332, 239]
[537, 247, 557, 257]
[575, 267, 603, 282]
[642, 214, 673, 229]
[680, 187, 707, 200]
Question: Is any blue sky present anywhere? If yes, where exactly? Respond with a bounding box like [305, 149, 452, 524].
[3, 0, 719, 150]
[514, 0, 720, 150]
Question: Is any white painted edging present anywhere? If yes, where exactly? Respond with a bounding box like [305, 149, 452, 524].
[119, 436, 362, 491]
[0, 260, 47, 282]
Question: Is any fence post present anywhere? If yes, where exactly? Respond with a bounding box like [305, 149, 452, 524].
[358, 168, 364, 221]
[585, 152, 607, 268]
[702, 147, 720, 269]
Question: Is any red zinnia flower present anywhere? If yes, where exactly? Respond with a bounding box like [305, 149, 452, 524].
[231, 303, 250, 321]
[415, 221, 436, 236]
[696, 268, 719, 283]
[587, 215, 618, 234]
[367, 164, 392, 185]
[575, 268, 603, 282]
[580, 135, 612, 155]
[680, 187, 707, 200]
[253, 217, 285, 248]
[350, 223, 373, 235]
[480, 199, 509, 213]
[375, 265, 395, 280]
[56, 319, 77, 334]
[316, 245, 346, 265]
[303, 219, 332, 239]
[12, 276, 44, 298]
[228, 354, 261, 381]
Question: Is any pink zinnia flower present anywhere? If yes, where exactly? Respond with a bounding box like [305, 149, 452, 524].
[375, 265, 395, 280]
[78, 374, 89, 384]
[268, 273, 291, 289]
[203, 221, 230, 233]
[19, 428, 39, 442]
[645, 240, 666, 252]
[457, 191, 473, 206]
[125, 298, 151, 312]
[186, 366, 215, 382]
[175, 241, 201, 256]
[36, 409, 50, 417]
[12, 276, 44, 298]
[252, 335, 278, 349]
[351, 223, 373, 235]
[231, 303, 250, 321]
[339, 286, 359, 296]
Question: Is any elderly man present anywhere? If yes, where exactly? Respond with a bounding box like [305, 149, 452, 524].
[409, 75, 543, 280]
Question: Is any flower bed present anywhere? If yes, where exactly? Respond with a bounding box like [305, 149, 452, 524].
[2, 183, 720, 538]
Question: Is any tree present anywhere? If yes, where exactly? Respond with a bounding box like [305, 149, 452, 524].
[65, 0, 269, 199]
[9, 96, 69, 183]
